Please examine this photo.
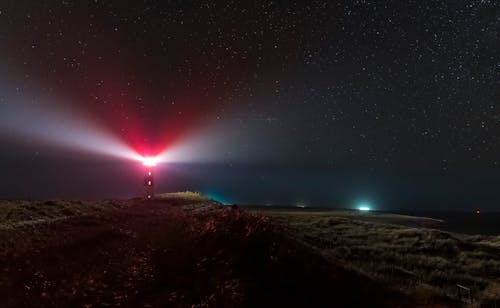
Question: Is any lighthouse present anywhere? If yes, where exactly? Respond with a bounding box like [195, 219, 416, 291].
[142, 157, 157, 200]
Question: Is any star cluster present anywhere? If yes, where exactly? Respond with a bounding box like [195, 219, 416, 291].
[0, 1, 498, 205]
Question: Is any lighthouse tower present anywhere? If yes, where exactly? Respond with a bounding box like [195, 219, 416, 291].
[142, 157, 157, 200]
[144, 169, 154, 199]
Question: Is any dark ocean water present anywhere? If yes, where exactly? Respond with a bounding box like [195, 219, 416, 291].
[246, 205, 500, 236]
[393, 211, 500, 236]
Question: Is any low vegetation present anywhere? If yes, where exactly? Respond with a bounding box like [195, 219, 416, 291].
[0, 199, 126, 228]
[263, 210, 500, 305]
[0, 192, 209, 228]
[0, 196, 414, 307]
[155, 191, 209, 203]
[2, 197, 499, 305]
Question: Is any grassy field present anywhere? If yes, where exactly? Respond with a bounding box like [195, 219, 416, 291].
[0, 197, 422, 307]
[0, 192, 207, 228]
[0, 199, 127, 228]
[155, 191, 209, 201]
[2, 197, 499, 305]
[256, 209, 500, 305]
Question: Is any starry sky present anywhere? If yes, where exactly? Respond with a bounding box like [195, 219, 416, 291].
[0, 1, 499, 210]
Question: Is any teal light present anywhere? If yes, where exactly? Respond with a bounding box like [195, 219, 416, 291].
[357, 202, 372, 211]
[205, 191, 228, 205]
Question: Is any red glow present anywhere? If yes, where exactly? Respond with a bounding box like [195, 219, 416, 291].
[85, 81, 217, 160]
[38, 56, 222, 160]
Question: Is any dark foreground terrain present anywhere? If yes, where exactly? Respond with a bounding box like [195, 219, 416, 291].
[0, 196, 473, 307]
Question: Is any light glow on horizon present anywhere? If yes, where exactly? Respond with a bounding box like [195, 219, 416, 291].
[153, 115, 287, 165]
[357, 201, 372, 211]
[0, 73, 278, 167]
[0, 81, 143, 163]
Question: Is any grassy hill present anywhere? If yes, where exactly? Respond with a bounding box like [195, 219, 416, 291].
[1, 196, 498, 306]
[257, 209, 500, 305]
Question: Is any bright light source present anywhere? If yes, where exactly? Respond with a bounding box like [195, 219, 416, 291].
[142, 157, 158, 167]
[357, 202, 372, 211]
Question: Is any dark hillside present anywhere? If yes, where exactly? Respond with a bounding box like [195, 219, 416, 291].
[0, 198, 423, 307]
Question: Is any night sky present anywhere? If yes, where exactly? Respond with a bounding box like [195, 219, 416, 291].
[0, 1, 499, 210]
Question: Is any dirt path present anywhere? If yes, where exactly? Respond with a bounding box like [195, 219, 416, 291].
[0, 199, 421, 307]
